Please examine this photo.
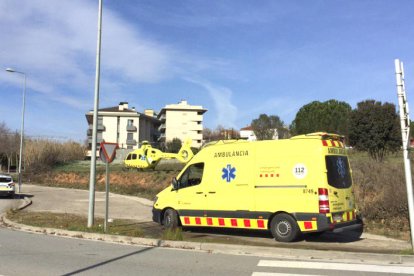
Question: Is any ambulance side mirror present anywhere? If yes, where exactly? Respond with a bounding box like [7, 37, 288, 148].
[172, 177, 179, 190]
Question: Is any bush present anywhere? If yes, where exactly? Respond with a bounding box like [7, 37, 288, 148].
[351, 153, 409, 231]
[24, 139, 86, 172]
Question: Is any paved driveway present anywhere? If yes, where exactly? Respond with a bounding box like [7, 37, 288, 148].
[22, 184, 153, 222]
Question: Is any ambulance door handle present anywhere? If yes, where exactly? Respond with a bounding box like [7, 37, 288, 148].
[196, 192, 203, 194]
[208, 191, 216, 194]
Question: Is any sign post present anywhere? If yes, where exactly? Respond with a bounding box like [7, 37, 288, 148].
[395, 59, 414, 251]
[99, 141, 118, 233]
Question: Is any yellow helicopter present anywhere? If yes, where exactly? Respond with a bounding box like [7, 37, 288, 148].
[124, 139, 194, 170]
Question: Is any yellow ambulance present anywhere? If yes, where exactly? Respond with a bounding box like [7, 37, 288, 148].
[152, 132, 363, 242]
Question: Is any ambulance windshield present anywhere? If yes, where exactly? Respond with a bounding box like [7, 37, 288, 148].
[325, 155, 352, 189]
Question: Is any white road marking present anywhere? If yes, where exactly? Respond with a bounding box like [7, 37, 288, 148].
[252, 273, 325, 276]
[258, 260, 414, 274]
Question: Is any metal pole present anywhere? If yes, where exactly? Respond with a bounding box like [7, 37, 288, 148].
[17, 74, 26, 194]
[395, 59, 414, 250]
[88, 0, 103, 228]
[5, 68, 26, 194]
[104, 161, 109, 233]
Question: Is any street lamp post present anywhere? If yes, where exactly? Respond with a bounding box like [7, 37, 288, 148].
[5, 68, 26, 194]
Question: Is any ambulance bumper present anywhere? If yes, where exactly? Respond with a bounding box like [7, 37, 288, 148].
[152, 207, 162, 224]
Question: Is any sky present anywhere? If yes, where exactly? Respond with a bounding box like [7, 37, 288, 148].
[1, 0, 414, 142]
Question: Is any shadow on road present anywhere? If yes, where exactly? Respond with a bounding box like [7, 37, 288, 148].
[61, 246, 154, 276]
[181, 226, 362, 245]
[0, 193, 33, 200]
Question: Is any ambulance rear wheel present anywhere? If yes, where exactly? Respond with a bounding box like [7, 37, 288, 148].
[163, 209, 179, 229]
[270, 214, 300, 242]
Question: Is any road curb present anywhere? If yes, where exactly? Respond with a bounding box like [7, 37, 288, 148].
[14, 196, 32, 211]
[2, 214, 414, 266]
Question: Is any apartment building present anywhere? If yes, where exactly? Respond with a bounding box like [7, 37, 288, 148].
[158, 100, 207, 148]
[85, 102, 159, 151]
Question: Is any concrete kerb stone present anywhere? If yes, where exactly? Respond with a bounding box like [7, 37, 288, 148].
[15, 195, 32, 211]
[2, 213, 414, 266]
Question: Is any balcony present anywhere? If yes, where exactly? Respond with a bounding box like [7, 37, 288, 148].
[88, 124, 105, 131]
[87, 129, 92, 136]
[88, 138, 103, 144]
[191, 124, 203, 131]
[126, 139, 137, 146]
[193, 115, 203, 121]
[158, 124, 166, 131]
[158, 133, 166, 141]
[159, 114, 166, 121]
[190, 133, 203, 140]
[126, 125, 137, 132]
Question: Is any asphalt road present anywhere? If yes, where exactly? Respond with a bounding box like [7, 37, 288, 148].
[0, 227, 413, 276]
[0, 195, 21, 213]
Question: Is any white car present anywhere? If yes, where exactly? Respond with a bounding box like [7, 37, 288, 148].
[0, 174, 15, 197]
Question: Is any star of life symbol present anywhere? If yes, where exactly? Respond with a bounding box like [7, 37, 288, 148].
[140, 155, 146, 161]
[222, 164, 236, 183]
[336, 158, 346, 178]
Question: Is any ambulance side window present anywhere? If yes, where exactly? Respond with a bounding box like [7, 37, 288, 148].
[179, 163, 204, 189]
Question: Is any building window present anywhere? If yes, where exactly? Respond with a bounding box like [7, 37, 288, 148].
[128, 119, 134, 126]
[98, 116, 103, 125]
[127, 133, 133, 140]
[127, 145, 133, 149]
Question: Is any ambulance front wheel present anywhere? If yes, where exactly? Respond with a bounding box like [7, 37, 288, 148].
[163, 209, 179, 229]
[270, 213, 300, 242]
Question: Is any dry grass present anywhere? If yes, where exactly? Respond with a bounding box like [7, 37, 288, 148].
[7, 210, 144, 237]
[24, 139, 85, 172]
[350, 151, 411, 237]
[27, 169, 177, 199]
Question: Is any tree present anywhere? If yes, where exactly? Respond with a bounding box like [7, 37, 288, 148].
[0, 122, 20, 172]
[203, 125, 238, 142]
[251, 114, 285, 140]
[291, 100, 352, 136]
[165, 138, 182, 153]
[349, 100, 401, 161]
